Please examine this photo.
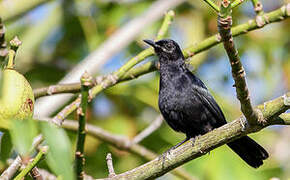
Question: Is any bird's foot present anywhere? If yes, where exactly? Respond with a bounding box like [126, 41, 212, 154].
[190, 137, 196, 147]
[168, 137, 190, 154]
[159, 137, 190, 168]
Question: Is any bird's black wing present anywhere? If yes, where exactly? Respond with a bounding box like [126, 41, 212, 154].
[187, 70, 227, 128]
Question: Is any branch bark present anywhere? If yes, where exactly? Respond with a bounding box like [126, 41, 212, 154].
[60, 119, 195, 180]
[74, 72, 92, 180]
[106, 153, 116, 178]
[95, 93, 290, 180]
[218, 0, 259, 125]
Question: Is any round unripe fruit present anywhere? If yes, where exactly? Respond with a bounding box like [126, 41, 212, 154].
[0, 68, 34, 129]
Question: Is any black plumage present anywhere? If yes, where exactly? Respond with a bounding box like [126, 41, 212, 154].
[144, 39, 268, 168]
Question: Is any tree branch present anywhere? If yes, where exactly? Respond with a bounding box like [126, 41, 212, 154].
[218, 0, 259, 125]
[202, 0, 220, 12]
[48, 3, 290, 125]
[33, 3, 290, 100]
[30, 167, 43, 180]
[106, 153, 116, 178]
[0, 156, 22, 179]
[34, 0, 185, 118]
[251, 0, 264, 15]
[14, 146, 48, 180]
[132, 115, 163, 145]
[231, 0, 245, 9]
[97, 92, 290, 180]
[33, 83, 82, 98]
[271, 113, 290, 125]
[0, 135, 43, 179]
[60, 119, 196, 180]
[74, 72, 92, 180]
[50, 9, 175, 125]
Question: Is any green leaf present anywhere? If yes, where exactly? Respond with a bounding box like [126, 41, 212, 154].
[41, 122, 74, 180]
[9, 119, 38, 156]
[0, 130, 12, 162]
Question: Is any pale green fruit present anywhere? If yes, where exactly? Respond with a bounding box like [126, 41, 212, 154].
[0, 69, 34, 129]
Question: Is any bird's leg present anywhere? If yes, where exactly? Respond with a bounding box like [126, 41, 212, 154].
[165, 136, 190, 155]
[171, 136, 190, 150]
[160, 137, 190, 169]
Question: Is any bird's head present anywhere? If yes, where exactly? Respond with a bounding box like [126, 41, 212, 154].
[143, 39, 184, 62]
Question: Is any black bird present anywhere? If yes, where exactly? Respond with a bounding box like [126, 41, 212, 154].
[144, 39, 268, 168]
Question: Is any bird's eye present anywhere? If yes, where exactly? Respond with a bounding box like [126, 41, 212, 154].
[165, 43, 173, 50]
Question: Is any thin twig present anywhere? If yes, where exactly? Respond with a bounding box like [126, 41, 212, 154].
[271, 113, 290, 125]
[0, 156, 22, 179]
[32, 4, 290, 100]
[56, 119, 196, 180]
[51, 9, 176, 126]
[218, 0, 259, 125]
[50, 4, 290, 126]
[34, 0, 185, 118]
[0, 17, 8, 61]
[155, 10, 175, 40]
[30, 167, 43, 180]
[251, 0, 264, 15]
[34, 10, 174, 100]
[202, 0, 220, 12]
[33, 83, 82, 98]
[132, 115, 164, 144]
[14, 146, 48, 180]
[106, 153, 116, 178]
[0, 135, 44, 179]
[75, 72, 92, 180]
[231, 0, 245, 9]
[37, 169, 57, 180]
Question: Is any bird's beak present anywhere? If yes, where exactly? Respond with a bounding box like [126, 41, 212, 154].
[143, 39, 156, 48]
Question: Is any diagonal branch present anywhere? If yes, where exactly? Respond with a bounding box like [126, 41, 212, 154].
[33, 3, 290, 99]
[202, 0, 220, 12]
[60, 119, 195, 180]
[48, 3, 289, 125]
[132, 115, 163, 145]
[51, 9, 176, 125]
[97, 92, 290, 180]
[0, 135, 43, 179]
[34, 0, 184, 118]
[231, 0, 245, 9]
[14, 146, 48, 180]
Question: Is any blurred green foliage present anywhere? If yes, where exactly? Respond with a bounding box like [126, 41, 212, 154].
[10, 119, 38, 156]
[0, 0, 289, 179]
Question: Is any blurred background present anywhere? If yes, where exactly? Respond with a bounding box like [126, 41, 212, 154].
[0, 0, 289, 179]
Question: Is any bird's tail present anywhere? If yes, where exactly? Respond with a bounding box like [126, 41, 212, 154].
[227, 136, 269, 168]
